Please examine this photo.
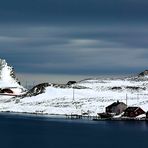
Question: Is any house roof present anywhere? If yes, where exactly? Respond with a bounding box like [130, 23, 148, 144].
[106, 101, 126, 108]
[125, 107, 144, 112]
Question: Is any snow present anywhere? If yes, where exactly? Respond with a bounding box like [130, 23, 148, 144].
[144, 75, 148, 79]
[113, 112, 124, 118]
[1, 59, 148, 116]
[0, 59, 20, 88]
[0, 59, 26, 96]
[1, 78, 148, 116]
[135, 114, 146, 119]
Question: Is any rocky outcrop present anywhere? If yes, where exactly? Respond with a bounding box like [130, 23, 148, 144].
[22, 82, 88, 98]
[138, 70, 148, 77]
[24, 83, 51, 97]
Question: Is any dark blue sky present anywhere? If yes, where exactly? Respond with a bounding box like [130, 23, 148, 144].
[0, 0, 148, 83]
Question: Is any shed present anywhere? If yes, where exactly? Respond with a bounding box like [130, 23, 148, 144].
[106, 101, 127, 115]
[123, 107, 145, 118]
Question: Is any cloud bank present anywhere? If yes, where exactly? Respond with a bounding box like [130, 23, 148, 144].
[0, 0, 148, 84]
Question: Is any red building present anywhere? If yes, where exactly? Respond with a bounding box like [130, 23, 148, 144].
[123, 107, 145, 118]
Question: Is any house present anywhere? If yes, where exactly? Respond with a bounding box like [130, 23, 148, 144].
[67, 81, 76, 85]
[106, 101, 127, 115]
[123, 107, 145, 118]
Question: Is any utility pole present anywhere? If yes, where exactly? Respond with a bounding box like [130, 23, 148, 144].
[126, 94, 128, 106]
[25, 81, 28, 89]
[137, 93, 139, 103]
[72, 87, 77, 109]
[73, 87, 75, 102]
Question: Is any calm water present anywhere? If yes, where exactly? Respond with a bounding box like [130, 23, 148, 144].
[0, 113, 148, 148]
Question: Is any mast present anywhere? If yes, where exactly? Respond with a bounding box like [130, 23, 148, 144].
[126, 93, 128, 106]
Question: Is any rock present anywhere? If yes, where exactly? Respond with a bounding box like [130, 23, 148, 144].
[138, 70, 148, 77]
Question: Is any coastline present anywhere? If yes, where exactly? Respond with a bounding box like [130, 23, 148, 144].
[0, 111, 148, 122]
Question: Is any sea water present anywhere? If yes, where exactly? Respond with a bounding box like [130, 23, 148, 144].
[0, 113, 148, 148]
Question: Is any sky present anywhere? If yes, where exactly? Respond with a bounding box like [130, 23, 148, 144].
[0, 0, 148, 85]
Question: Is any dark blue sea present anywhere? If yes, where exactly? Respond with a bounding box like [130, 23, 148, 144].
[0, 113, 148, 148]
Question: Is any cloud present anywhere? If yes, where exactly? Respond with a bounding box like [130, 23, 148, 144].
[0, 18, 148, 75]
[0, 0, 148, 23]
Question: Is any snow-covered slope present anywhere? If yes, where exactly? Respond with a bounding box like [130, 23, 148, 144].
[1, 73, 148, 115]
[0, 59, 148, 116]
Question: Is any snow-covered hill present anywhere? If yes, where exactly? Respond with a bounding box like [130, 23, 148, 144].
[0, 59, 148, 116]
